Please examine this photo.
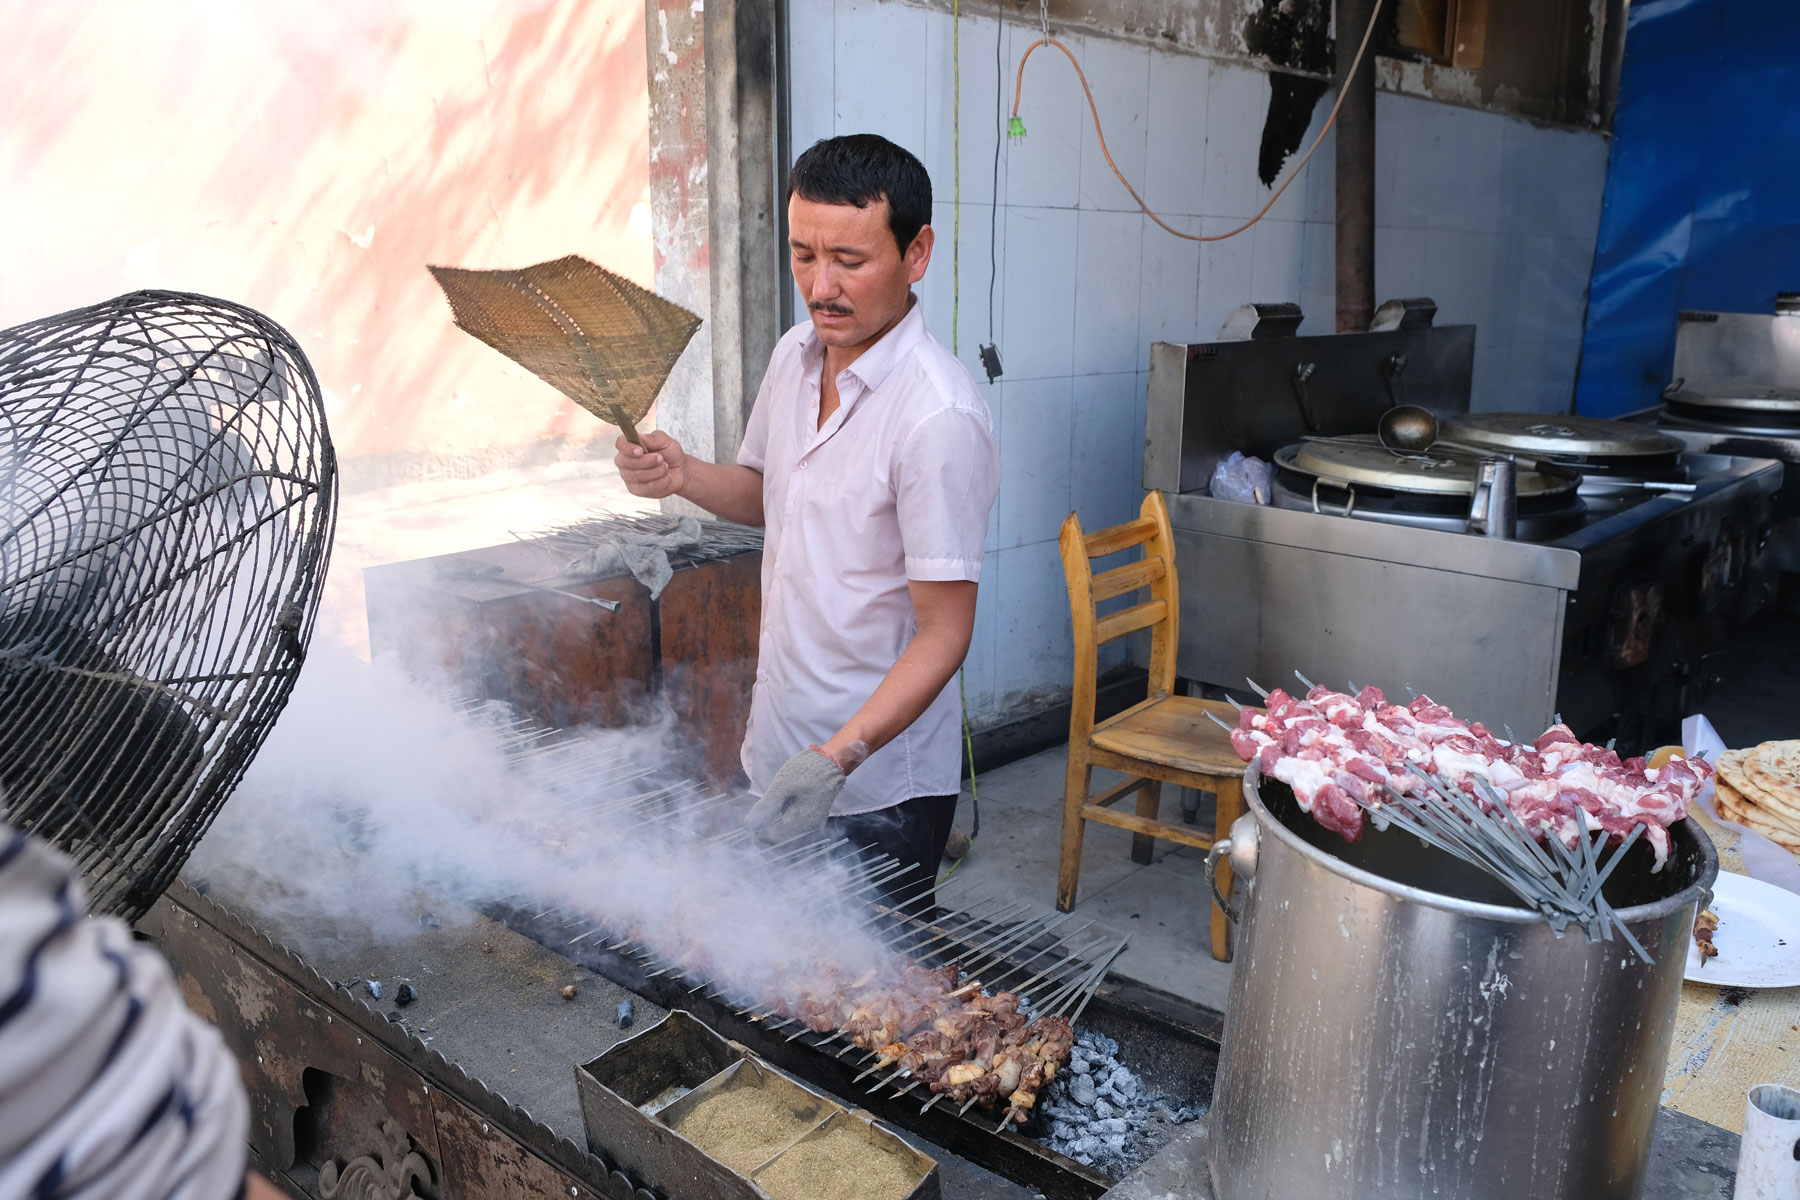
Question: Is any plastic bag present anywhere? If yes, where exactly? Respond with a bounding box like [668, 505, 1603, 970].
[1209, 452, 1274, 504]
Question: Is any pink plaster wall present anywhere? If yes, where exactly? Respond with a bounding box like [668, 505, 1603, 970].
[0, 0, 652, 469]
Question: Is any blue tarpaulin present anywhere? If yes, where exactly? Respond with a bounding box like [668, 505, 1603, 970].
[1576, 0, 1800, 418]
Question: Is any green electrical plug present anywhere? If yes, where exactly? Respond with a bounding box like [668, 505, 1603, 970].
[1008, 115, 1027, 140]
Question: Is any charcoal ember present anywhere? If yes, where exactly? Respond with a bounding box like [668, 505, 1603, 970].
[385, 1011, 403, 1025]
[418, 912, 440, 929]
[617, 999, 635, 1029]
[365, 979, 383, 1001]
[1091, 1097, 1114, 1120]
[1091, 1117, 1129, 1135]
[1069, 1075, 1096, 1107]
[1104, 1133, 1127, 1154]
[1070, 1054, 1091, 1075]
[395, 983, 419, 1007]
[1052, 1121, 1075, 1140]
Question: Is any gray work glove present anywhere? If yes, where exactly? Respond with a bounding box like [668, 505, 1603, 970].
[746, 746, 846, 845]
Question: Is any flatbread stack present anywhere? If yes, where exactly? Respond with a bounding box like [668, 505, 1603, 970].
[1713, 740, 1800, 853]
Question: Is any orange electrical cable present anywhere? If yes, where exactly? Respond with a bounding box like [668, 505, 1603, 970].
[1009, 0, 1386, 243]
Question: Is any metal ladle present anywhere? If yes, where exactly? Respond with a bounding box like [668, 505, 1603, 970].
[1377, 405, 1440, 453]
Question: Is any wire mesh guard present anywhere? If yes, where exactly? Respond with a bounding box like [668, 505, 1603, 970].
[0, 291, 337, 920]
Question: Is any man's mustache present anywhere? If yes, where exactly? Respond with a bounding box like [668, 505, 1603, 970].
[809, 303, 854, 316]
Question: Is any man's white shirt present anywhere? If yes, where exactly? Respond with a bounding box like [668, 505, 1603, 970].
[737, 299, 1000, 815]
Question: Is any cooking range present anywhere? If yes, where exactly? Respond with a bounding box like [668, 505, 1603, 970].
[1145, 302, 1783, 749]
[1638, 300, 1800, 578]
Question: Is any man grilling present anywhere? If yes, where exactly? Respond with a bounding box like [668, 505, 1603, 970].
[616, 134, 1000, 903]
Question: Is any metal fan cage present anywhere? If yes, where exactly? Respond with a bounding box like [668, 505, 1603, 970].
[0, 291, 337, 919]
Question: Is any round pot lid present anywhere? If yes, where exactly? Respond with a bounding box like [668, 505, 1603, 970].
[1277, 435, 1578, 497]
[1441, 412, 1684, 458]
[1668, 386, 1800, 414]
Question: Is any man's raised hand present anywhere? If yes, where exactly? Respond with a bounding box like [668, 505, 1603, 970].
[615, 430, 688, 499]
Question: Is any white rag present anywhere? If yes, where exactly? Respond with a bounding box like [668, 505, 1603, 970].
[564, 516, 702, 600]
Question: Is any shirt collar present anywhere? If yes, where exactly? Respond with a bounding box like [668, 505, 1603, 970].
[799, 294, 925, 393]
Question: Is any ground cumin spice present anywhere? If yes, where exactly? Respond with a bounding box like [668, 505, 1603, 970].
[755, 1124, 922, 1200]
[670, 1083, 816, 1174]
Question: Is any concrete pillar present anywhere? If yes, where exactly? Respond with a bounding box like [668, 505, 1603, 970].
[704, 0, 785, 465]
[643, 0, 715, 489]
[1335, 0, 1377, 334]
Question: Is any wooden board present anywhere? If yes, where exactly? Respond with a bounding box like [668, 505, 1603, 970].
[364, 539, 762, 770]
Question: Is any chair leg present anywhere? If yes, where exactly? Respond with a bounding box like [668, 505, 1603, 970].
[1130, 779, 1163, 864]
[1210, 775, 1245, 962]
[1057, 752, 1093, 913]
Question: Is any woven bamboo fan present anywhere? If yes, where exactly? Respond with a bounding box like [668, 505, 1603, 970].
[428, 256, 701, 444]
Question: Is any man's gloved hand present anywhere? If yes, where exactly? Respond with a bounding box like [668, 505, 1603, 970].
[746, 745, 847, 845]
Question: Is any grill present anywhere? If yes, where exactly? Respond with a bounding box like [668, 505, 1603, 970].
[375, 703, 1175, 1196]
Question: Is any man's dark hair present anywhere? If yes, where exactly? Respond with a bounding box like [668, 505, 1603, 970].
[788, 135, 933, 255]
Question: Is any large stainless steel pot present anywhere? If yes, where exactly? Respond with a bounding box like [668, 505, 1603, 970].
[1203, 761, 1717, 1200]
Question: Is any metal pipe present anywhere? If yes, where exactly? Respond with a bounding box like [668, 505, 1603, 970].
[1335, 0, 1377, 333]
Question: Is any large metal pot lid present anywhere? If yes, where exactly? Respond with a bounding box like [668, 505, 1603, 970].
[1278, 435, 1578, 496]
[1668, 386, 1800, 413]
[1440, 412, 1685, 457]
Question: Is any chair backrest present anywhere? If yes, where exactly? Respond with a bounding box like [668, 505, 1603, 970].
[1059, 491, 1179, 742]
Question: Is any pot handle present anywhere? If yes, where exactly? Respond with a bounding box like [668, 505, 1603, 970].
[1206, 839, 1239, 924]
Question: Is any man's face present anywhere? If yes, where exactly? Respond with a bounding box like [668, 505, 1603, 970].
[789, 193, 933, 352]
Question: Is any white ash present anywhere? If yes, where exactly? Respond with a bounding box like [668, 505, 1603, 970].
[1039, 1030, 1203, 1174]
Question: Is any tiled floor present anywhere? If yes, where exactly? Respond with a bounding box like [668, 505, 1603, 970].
[943, 749, 1235, 1015]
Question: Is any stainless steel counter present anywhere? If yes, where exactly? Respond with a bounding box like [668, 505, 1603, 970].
[1166, 450, 1782, 741]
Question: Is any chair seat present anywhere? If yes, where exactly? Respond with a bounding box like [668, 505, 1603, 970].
[1091, 695, 1245, 779]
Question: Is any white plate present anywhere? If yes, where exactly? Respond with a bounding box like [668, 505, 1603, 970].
[1685, 871, 1800, 988]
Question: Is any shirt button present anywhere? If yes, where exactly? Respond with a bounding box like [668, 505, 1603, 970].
[799, 461, 809, 470]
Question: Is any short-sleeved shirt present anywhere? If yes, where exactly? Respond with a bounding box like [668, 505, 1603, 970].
[736, 298, 1000, 815]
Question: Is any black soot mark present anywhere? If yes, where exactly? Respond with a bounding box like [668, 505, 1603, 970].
[1259, 72, 1331, 188]
[1240, 0, 1333, 73]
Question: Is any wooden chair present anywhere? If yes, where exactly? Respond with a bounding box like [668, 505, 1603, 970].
[1057, 490, 1252, 961]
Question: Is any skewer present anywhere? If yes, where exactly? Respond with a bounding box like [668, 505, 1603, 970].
[1205, 711, 1236, 735]
[897, 939, 1111, 1106]
[1293, 670, 1316, 691]
[991, 939, 1129, 1131]
[870, 932, 1108, 1094]
[1224, 694, 1245, 712]
[1245, 678, 1269, 700]
[817, 911, 1074, 1054]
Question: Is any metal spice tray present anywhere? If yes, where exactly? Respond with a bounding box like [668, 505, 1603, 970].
[576, 1011, 940, 1200]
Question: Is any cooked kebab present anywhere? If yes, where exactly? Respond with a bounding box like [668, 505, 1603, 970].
[1694, 907, 1720, 962]
[592, 889, 1080, 1123]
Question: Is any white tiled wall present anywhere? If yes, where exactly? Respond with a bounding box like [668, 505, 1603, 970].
[789, 0, 1611, 727]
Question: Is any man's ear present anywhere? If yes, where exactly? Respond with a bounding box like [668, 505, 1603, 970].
[905, 225, 935, 285]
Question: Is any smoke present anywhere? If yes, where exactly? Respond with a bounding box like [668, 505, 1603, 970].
[189, 641, 908, 1005]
